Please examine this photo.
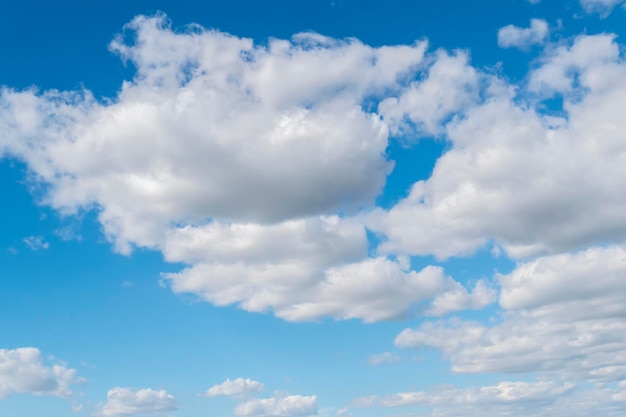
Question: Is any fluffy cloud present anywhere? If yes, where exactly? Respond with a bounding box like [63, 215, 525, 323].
[497, 19, 549, 50]
[396, 245, 626, 382]
[0, 14, 427, 253]
[369, 33, 626, 260]
[378, 50, 479, 137]
[100, 387, 177, 416]
[167, 256, 492, 322]
[0, 13, 502, 323]
[204, 378, 264, 399]
[0, 347, 82, 399]
[0, 14, 484, 323]
[234, 395, 317, 417]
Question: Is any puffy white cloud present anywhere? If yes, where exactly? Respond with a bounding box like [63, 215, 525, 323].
[167, 255, 492, 322]
[234, 395, 317, 417]
[204, 378, 264, 399]
[5, 15, 625, 328]
[529, 34, 619, 95]
[425, 279, 495, 316]
[0, 347, 82, 399]
[369, 33, 626, 260]
[396, 246, 626, 382]
[276, 258, 448, 322]
[497, 19, 549, 50]
[378, 50, 479, 137]
[0, 14, 486, 323]
[0, 14, 428, 254]
[100, 387, 177, 417]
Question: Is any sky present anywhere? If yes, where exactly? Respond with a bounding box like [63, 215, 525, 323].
[1, 0, 626, 416]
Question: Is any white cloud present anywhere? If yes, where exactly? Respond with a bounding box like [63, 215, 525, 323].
[275, 258, 449, 322]
[0, 14, 427, 254]
[497, 19, 549, 50]
[234, 395, 317, 417]
[351, 380, 626, 417]
[529, 33, 619, 95]
[426, 279, 495, 316]
[378, 50, 479, 137]
[204, 378, 264, 399]
[23, 235, 49, 250]
[0, 347, 82, 399]
[100, 387, 177, 417]
[369, 33, 626, 260]
[367, 352, 400, 366]
[167, 254, 493, 322]
[4, 15, 626, 329]
[396, 246, 626, 382]
[0, 14, 484, 323]
[579, 0, 625, 16]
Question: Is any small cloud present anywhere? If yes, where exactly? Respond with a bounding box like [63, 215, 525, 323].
[23, 235, 50, 251]
[368, 352, 400, 366]
[203, 378, 264, 399]
[122, 281, 135, 288]
[234, 394, 317, 417]
[6, 247, 18, 255]
[100, 387, 177, 417]
[336, 407, 352, 417]
[498, 19, 549, 50]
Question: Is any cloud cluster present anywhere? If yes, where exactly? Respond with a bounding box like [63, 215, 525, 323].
[0, 347, 82, 399]
[3, 9, 626, 417]
[100, 387, 177, 416]
[203, 377, 316, 417]
[369, 33, 626, 260]
[0, 14, 492, 323]
[397, 246, 626, 381]
[359, 29, 626, 417]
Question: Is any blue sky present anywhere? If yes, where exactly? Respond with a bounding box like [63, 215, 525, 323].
[2, 0, 626, 416]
